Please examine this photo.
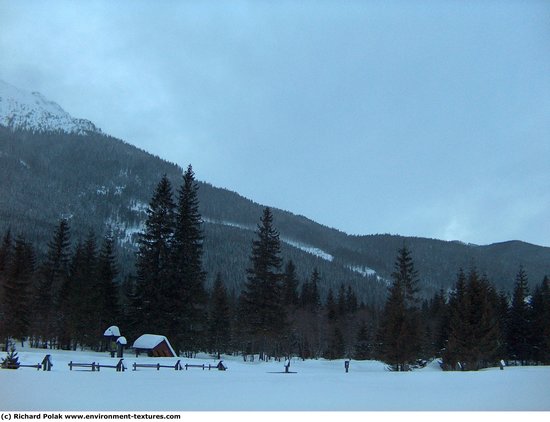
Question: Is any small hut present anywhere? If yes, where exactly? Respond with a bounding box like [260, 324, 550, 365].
[132, 334, 176, 357]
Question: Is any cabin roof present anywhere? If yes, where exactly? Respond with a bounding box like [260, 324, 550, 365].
[132, 334, 176, 356]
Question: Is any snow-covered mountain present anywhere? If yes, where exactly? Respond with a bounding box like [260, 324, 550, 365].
[0, 79, 101, 135]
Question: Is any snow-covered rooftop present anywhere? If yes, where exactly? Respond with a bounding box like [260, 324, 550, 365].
[132, 334, 176, 356]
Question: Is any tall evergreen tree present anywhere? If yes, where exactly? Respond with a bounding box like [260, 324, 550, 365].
[281, 260, 300, 355]
[378, 276, 411, 370]
[171, 165, 207, 355]
[443, 269, 468, 368]
[531, 276, 550, 364]
[66, 234, 98, 349]
[423, 289, 449, 358]
[133, 175, 176, 338]
[0, 230, 13, 342]
[377, 246, 421, 371]
[494, 290, 510, 360]
[241, 207, 286, 357]
[507, 265, 532, 364]
[56, 263, 73, 350]
[93, 232, 120, 345]
[1, 236, 34, 344]
[391, 246, 419, 306]
[33, 219, 71, 347]
[444, 269, 501, 370]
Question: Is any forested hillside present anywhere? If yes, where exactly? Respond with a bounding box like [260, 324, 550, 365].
[1, 126, 550, 306]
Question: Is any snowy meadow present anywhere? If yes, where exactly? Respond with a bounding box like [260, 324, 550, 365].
[1, 346, 550, 411]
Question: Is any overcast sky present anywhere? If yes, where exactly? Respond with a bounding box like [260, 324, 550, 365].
[1, 0, 549, 246]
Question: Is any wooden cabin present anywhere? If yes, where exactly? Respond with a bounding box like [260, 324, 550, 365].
[132, 334, 176, 357]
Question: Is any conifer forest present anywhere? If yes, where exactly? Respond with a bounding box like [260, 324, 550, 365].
[1, 166, 549, 371]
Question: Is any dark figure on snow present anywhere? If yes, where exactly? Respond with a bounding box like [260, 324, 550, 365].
[284, 359, 291, 373]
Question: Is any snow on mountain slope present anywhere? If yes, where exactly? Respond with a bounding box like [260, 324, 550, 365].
[0, 79, 101, 134]
[282, 238, 334, 262]
[203, 217, 253, 231]
[203, 217, 335, 262]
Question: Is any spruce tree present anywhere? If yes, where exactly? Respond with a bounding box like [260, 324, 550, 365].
[33, 219, 71, 348]
[171, 165, 207, 355]
[377, 246, 421, 371]
[56, 265, 73, 350]
[443, 269, 468, 369]
[133, 175, 175, 338]
[0, 230, 13, 342]
[531, 276, 550, 364]
[424, 290, 449, 358]
[507, 265, 532, 364]
[1, 346, 20, 369]
[391, 246, 419, 306]
[2, 236, 34, 345]
[444, 269, 501, 370]
[494, 290, 510, 360]
[281, 260, 300, 355]
[467, 273, 501, 370]
[378, 277, 410, 370]
[66, 237, 96, 348]
[94, 232, 120, 345]
[241, 207, 285, 357]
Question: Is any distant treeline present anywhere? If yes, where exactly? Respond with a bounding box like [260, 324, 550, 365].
[1, 169, 549, 370]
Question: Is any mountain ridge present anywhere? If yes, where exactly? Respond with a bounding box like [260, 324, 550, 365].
[1, 81, 549, 304]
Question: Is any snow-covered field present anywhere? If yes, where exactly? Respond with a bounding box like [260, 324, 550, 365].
[1, 346, 550, 411]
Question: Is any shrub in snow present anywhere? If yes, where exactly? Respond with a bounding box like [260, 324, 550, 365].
[1, 347, 20, 369]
